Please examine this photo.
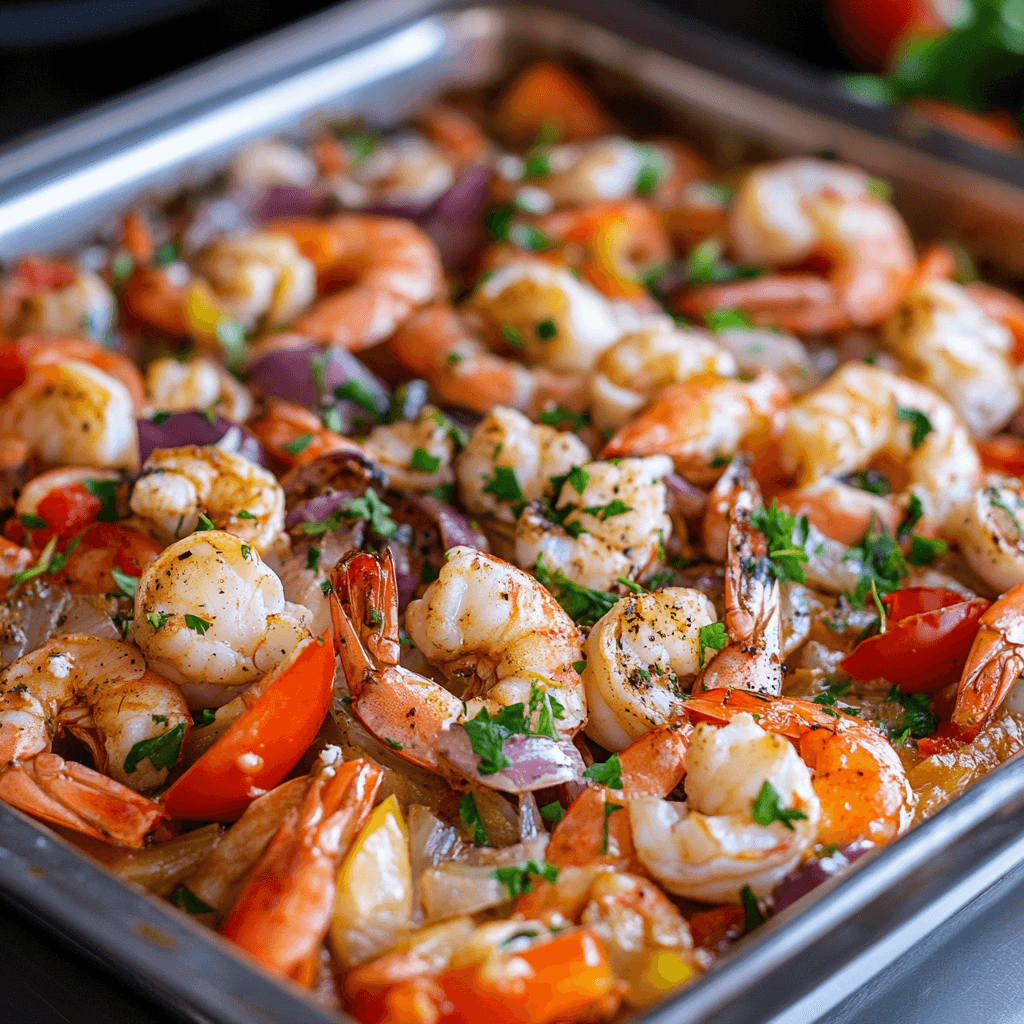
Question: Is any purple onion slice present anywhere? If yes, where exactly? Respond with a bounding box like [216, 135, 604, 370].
[437, 724, 585, 793]
[772, 841, 874, 913]
[137, 412, 267, 466]
[405, 493, 489, 551]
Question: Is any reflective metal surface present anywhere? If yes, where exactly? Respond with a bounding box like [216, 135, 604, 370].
[2, 2, 1024, 1021]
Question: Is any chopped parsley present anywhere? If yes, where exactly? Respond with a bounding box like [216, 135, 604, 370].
[886, 686, 939, 744]
[741, 885, 764, 932]
[146, 611, 171, 632]
[343, 130, 377, 166]
[582, 498, 633, 521]
[306, 546, 321, 573]
[705, 309, 753, 333]
[335, 378, 379, 416]
[538, 406, 589, 431]
[10, 535, 80, 588]
[844, 518, 908, 605]
[750, 501, 810, 584]
[124, 721, 185, 774]
[111, 566, 139, 600]
[19, 513, 47, 530]
[482, 465, 525, 504]
[492, 860, 559, 900]
[634, 145, 664, 197]
[458, 793, 490, 846]
[534, 553, 618, 626]
[240, 543, 251, 561]
[410, 447, 441, 473]
[151, 410, 171, 425]
[197, 709, 216, 726]
[685, 237, 763, 286]
[601, 802, 624, 853]
[698, 621, 729, 669]
[896, 407, 934, 449]
[194, 512, 215, 532]
[540, 801, 565, 825]
[463, 683, 565, 774]
[897, 494, 924, 539]
[283, 433, 313, 456]
[83, 477, 120, 522]
[184, 614, 211, 636]
[843, 468, 891, 496]
[298, 490, 398, 541]
[215, 317, 245, 371]
[237, 509, 256, 520]
[572, 659, 587, 674]
[522, 149, 551, 180]
[583, 753, 623, 790]
[554, 465, 591, 497]
[751, 780, 809, 831]
[988, 487, 1024, 537]
[501, 324, 525, 349]
[384, 737, 403, 750]
[169, 886, 212, 914]
[908, 535, 948, 566]
[535, 318, 557, 340]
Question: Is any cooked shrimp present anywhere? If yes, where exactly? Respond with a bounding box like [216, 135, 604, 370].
[713, 325, 817, 395]
[0, 258, 115, 340]
[456, 406, 590, 523]
[589, 318, 737, 433]
[192, 231, 316, 332]
[0, 636, 188, 846]
[133, 530, 311, 700]
[228, 140, 318, 191]
[601, 373, 788, 486]
[332, 546, 586, 787]
[629, 712, 821, 902]
[956, 476, 1024, 593]
[0, 359, 139, 471]
[582, 587, 717, 751]
[221, 749, 383, 983]
[271, 215, 443, 351]
[680, 689, 914, 847]
[778, 363, 981, 539]
[514, 455, 674, 591]
[468, 261, 626, 373]
[882, 279, 1020, 438]
[696, 475, 784, 697]
[247, 398, 364, 469]
[129, 445, 284, 552]
[952, 579, 1024, 735]
[329, 132, 455, 211]
[362, 406, 458, 493]
[514, 868, 704, 1007]
[388, 304, 587, 416]
[145, 356, 253, 423]
[680, 158, 915, 333]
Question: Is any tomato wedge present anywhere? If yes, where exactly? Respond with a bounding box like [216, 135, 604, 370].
[162, 633, 335, 820]
[840, 587, 990, 693]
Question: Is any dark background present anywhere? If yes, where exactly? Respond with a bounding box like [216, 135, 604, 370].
[0, 0, 852, 147]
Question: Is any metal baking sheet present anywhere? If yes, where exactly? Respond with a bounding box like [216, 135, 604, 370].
[3, 1, 1024, 1022]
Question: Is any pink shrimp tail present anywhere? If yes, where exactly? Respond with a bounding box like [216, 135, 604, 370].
[0, 752, 164, 847]
[221, 757, 383, 981]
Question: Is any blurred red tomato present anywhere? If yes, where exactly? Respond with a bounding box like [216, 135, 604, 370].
[829, 0, 942, 68]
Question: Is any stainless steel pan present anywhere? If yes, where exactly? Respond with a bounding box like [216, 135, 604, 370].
[2, 2, 1024, 1022]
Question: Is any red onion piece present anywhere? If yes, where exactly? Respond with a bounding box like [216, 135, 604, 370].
[423, 164, 491, 266]
[406, 493, 489, 551]
[245, 340, 389, 417]
[666, 473, 708, 519]
[362, 198, 437, 220]
[284, 491, 362, 530]
[772, 841, 874, 912]
[437, 725, 586, 793]
[255, 184, 328, 221]
[137, 413, 267, 466]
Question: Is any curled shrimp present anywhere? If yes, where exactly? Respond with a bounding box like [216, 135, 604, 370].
[952, 579, 1024, 735]
[956, 476, 1024, 593]
[0, 636, 189, 845]
[331, 546, 586, 789]
[582, 586, 717, 751]
[468, 260, 627, 373]
[514, 455, 674, 591]
[129, 445, 285, 552]
[778, 363, 980, 540]
[388, 304, 586, 417]
[191, 231, 317, 332]
[679, 158, 915, 333]
[629, 712, 821, 903]
[0, 357, 140, 471]
[456, 406, 590, 523]
[227, 140, 318, 191]
[221, 749, 383, 983]
[247, 398, 364, 469]
[133, 530, 311, 702]
[362, 405, 459, 493]
[270, 215, 443, 351]
[589, 318, 737, 433]
[601, 372, 788, 485]
[0, 257, 115, 340]
[882, 278, 1020, 438]
[145, 355, 252, 423]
